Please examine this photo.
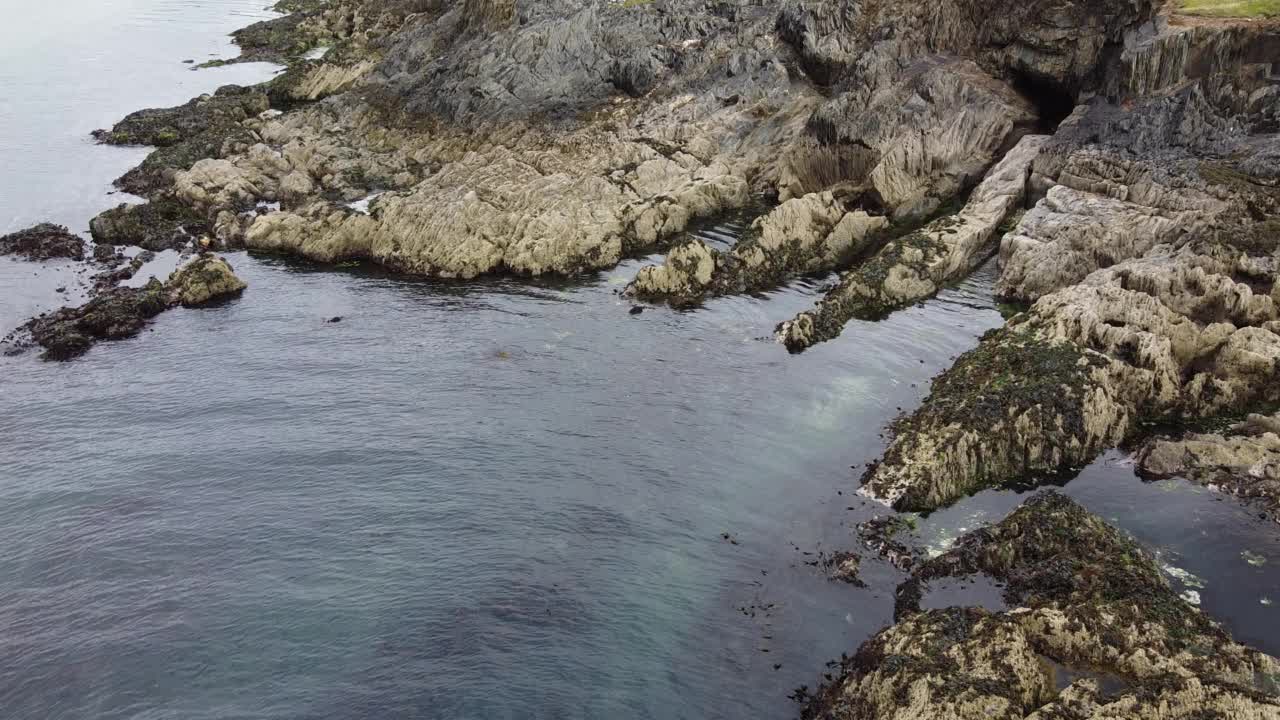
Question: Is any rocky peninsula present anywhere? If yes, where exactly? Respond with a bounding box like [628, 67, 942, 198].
[9, 0, 1280, 715]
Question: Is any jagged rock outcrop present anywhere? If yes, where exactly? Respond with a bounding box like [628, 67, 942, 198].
[95, 0, 1160, 280]
[778, 134, 1047, 350]
[1138, 412, 1280, 522]
[862, 226, 1280, 511]
[997, 90, 1250, 304]
[860, 18, 1280, 512]
[803, 492, 1280, 720]
[94, 85, 271, 198]
[0, 223, 85, 261]
[628, 192, 887, 303]
[10, 255, 247, 360]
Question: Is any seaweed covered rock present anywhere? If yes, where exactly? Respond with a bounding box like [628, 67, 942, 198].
[14, 255, 247, 360]
[628, 193, 887, 303]
[0, 223, 85, 261]
[166, 254, 247, 306]
[861, 33, 1280, 511]
[862, 222, 1280, 511]
[94, 85, 270, 197]
[1138, 412, 1280, 522]
[778, 134, 1047, 350]
[89, 195, 208, 251]
[23, 280, 170, 360]
[803, 492, 1280, 720]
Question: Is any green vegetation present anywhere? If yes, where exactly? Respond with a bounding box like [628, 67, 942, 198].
[1179, 0, 1280, 17]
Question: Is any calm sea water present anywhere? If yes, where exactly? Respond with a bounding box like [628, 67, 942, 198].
[0, 2, 1276, 719]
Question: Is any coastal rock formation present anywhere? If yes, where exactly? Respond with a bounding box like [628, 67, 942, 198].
[90, 197, 208, 251]
[778, 134, 1047, 350]
[94, 85, 271, 198]
[12, 255, 246, 360]
[858, 15, 1280, 512]
[1138, 412, 1280, 522]
[93, 0, 1159, 281]
[862, 226, 1280, 511]
[628, 192, 887, 303]
[803, 492, 1280, 720]
[0, 223, 85, 261]
[166, 254, 248, 306]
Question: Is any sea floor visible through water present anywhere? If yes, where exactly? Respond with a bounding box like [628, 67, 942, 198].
[0, 2, 1277, 719]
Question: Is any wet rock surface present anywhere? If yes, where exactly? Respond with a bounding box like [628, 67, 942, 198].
[0, 223, 85, 261]
[803, 492, 1280, 720]
[167, 254, 248, 306]
[1139, 412, 1280, 523]
[9, 255, 246, 360]
[779, 134, 1048, 350]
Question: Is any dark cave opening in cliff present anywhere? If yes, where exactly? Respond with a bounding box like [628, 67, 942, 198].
[1011, 72, 1077, 133]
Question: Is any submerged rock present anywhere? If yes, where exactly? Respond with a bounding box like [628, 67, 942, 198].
[804, 492, 1280, 720]
[1138, 412, 1280, 522]
[14, 255, 246, 360]
[0, 223, 85, 261]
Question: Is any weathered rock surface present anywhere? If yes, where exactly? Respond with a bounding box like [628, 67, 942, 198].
[12, 255, 246, 360]
[628, 192, 887, 303]
[94, 85, 271, 198]
[167, 254, 248, 306]
[779, 134, 1048, 350]
[860, 17, 1280, 512]
[862, 227, 1280, 511]
[1139, 412, 1280, 522]
[0, 223, 85, 261]
[803, 492, 1280, 720]
[96, 0, 1160, 280]
[90, 196, 208, 251]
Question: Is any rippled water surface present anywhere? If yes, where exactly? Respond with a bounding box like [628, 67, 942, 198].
[1, 2, 1277, 719]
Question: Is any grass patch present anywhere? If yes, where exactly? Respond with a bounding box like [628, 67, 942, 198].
[1179, 0, 1280, 17]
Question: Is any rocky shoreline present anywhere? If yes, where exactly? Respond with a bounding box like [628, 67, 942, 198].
[9, 0, 1280, 715]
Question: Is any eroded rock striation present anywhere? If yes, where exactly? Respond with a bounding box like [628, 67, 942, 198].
[803, 492, 1280, 720]
[1139, 411, 1280, 522]
[778, 134, 1048, 350]
[859, 16, 1280, 512]
[93, 0, 1159, 286]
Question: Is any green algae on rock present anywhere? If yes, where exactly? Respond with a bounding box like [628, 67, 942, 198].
[90, 195, 210, 251]
[14, 255, 247, 361]
[0, 223, 85, 261]
[803, 492, 1280, 720]
[1138, 411, 1280, 523]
